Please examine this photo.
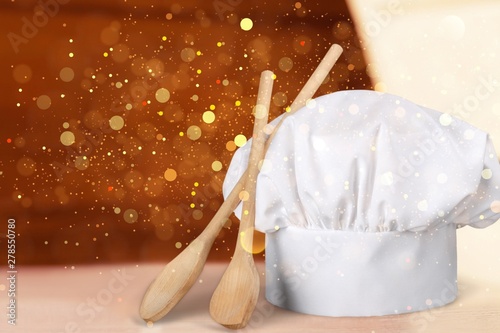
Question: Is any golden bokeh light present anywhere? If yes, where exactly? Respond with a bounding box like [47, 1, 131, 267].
[164, 169, 178, 181]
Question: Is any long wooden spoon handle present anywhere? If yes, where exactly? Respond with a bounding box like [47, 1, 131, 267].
[208, 70, 274, 329]
[239, 70, 273, 248]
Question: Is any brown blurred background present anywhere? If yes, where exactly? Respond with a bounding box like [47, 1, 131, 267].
[0, 0, 372, 265]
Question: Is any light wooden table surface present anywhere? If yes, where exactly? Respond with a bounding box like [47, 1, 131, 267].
[1, 224, 499, 333]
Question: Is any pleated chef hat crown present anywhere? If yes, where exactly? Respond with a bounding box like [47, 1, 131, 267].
[223, 90, 500, 317]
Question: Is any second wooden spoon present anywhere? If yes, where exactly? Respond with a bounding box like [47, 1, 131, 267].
[209, 70, 274, 329]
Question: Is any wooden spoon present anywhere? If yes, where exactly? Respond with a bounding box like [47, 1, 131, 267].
[138, 69, 273, 323]
[208, 70, 274, 329]
[139, 44, 343, 324]
[209, 44, 343, 329]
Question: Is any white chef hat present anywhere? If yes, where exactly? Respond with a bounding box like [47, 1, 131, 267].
[223, 90, 500, 317]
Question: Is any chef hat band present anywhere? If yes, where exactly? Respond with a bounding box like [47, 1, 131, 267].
[265, 224, 457, 316]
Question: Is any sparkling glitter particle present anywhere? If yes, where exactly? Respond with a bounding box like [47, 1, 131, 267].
[437, 173, 448, 184]
[225, 140, 236, 151]
[12, 64, 32, 84]
[253, 104, 267, 119]
[59, 67, 75, 82]
[212, 161, 223, 172]
[187, 125, 202, 141]
[240, 18, 253, 31]
[239, 227, 265, 254]
[234, 134, 247, 147]
[36, 95, 52, 110]
[348, 104, 359, 115]
[481, 169, 492, 180]
[439, 113, 453, 126]
[17, 157, 36, 176]
[123, 209, 138, 223]
[202, 111, 216, 124]
[74, 156, 89, 170]
[109, 115, 125, 130]
[272, 92, 288, 107]
[491, 200, 500, 213]
[180, 48, 196, 62]
[418, 200, 428, 212]
[380, 172, 394, 186]
[278, 57, 293, 72]
[60, 131, 76, 146]
[192, 210, 203, 220]
[155, 88, 171, 103]
[164, 169, 177, 181]
[239, 190, 250, 201]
